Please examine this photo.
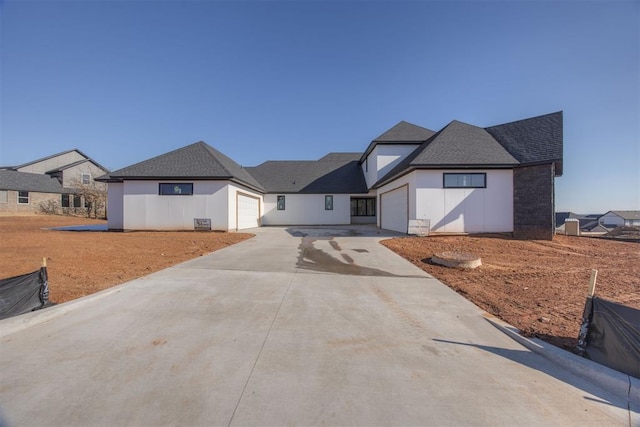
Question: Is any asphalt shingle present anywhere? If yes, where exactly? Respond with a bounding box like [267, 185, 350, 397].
[0, 170, 73, 193]
[246, 157, 368, 194]
[485, 111, 563, 175]
[373, 120, 519, 188]
[97, 141, 264, 192]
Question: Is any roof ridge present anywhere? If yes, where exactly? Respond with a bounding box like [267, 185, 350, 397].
[199, 142, 234, 177]
[486, 111, 563, 129]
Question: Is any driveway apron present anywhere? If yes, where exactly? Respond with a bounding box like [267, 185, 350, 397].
[0, 226, 634, 426]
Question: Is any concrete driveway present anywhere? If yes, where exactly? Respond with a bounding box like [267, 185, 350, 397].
[0, 226, 634, 426]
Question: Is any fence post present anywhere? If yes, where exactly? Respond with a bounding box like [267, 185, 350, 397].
[577, 269, 598, 355]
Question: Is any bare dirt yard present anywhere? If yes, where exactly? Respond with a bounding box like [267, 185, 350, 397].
[382, 234, 640, 351]
[2, 215, 638, 353]
[0, 215, 252, 303]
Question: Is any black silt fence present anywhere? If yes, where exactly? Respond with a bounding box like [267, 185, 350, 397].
[578, 296, 640, 379]
[0, 267, 50, 320]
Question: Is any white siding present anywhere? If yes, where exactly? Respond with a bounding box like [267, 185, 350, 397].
[121, 180, 229, 230]
[262, 194, 350, 225]
[106, 182, 124, 230]
[362, 144, 420, 190]
[380, 185, 408, 233]
[376, 145, 419, 183]
[415, 169, 513, 233]
[362, 148, 379, 189]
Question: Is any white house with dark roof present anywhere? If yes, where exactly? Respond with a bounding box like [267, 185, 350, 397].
[97, 111, 563, 240]
[0, 149, 108, 214]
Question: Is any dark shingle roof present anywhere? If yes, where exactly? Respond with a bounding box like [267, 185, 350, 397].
[360, 121, 435, 163]
[485, 111, 563, 175]
[0, 170, 74, 193]
[410, 121, 519, 166]
[318, 152, 362, 162]
[246, 159, 368, 194]
[373, 120, 519, 188]
[373, 121, 436, 142]
[96, 141, 264, 192]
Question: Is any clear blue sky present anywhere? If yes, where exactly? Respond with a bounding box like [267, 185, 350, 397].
[1, 0, 638, 213]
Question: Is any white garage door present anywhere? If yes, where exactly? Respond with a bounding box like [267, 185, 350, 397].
[380, 186, 408, 233]
[237, 193, 260, 230]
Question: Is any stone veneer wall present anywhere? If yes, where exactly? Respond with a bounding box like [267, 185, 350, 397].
[513, 163, 556, 240]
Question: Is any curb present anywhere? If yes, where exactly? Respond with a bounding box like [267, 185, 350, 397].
[482, 312, 640, 408]
[0, 282, 130, 338]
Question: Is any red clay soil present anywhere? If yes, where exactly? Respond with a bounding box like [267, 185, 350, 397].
[0, 215, 252, 303]
[382, 234, 640, 351]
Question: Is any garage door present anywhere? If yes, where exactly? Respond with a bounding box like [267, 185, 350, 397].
[237, 193, 260, 230]
[380, 185, 408, 233]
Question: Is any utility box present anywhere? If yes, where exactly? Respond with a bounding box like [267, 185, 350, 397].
[565, 218, 580, 236]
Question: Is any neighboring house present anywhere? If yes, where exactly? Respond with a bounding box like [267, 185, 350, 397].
[0, 149, 109, 215]
[599, 210, 640, 228]
[555, 212, 606, 234]
[97, 111, 563, 240]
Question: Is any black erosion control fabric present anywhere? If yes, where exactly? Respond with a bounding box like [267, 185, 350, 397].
[581, 296, 640, 379]
[0, 267, 49, 320]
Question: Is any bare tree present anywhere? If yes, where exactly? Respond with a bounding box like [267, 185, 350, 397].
[68, 177, 107, 219]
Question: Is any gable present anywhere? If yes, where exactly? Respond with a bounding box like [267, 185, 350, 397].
[360, 121, 435, 164]
[373, 120, 519, 188]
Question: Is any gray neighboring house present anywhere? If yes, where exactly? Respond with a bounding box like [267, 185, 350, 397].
[98, 111, 563, 240]
[0, 149, 109, 215]
[598, 210, 640, 228]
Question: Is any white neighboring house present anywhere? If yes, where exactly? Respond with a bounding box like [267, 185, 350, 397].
[599, 211, 640, 228]
[0, 149, 108, 215]
[97, 111, 563, 239]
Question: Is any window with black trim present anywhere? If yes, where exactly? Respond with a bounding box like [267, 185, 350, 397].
[350, 198, 376, 216]
[61, 194, 82, 208]
[18, 191, 29, 204]
[325, 195, 333, 210]
[277, 195, 285, 210]
[443, 173, 486, 188]
[159, 183, 193, 195]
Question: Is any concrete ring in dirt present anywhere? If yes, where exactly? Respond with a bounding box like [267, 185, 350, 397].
[432, 251, 482, 269]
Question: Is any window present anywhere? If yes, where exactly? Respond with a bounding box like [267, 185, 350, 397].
[351, 198, 376, 217]
[0, 190, 7, 203]
[277, 195, 286, 210]
[325, 195, 333, 210]
[18, 191, 29, 204]
[159, 183, 193, 195]
[81, 173, 91, 185]
[443, 173, 486, 188]
[62, 194, 82, 208]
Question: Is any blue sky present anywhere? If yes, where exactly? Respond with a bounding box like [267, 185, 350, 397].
[1, 0, 638, 213]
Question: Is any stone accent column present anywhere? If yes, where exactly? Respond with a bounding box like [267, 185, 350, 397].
[513, 163, 555, 240]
